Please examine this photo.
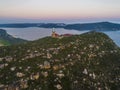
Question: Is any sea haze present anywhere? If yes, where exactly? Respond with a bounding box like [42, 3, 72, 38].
[2, 28, 88, 40]
[2, 27, 120, 47]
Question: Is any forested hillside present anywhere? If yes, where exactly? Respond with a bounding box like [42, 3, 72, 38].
[0, 31, 120, 90]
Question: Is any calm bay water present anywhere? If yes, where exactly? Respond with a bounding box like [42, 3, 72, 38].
[2, 27, 120, 47]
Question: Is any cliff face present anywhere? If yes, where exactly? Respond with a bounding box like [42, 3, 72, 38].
[0, 31, 120, 90]
[0, 29, 27, 46]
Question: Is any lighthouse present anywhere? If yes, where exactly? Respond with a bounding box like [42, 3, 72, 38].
[51, 28, 59, 38]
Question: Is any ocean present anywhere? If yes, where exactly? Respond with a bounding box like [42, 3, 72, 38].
[2, 27, 120, 47]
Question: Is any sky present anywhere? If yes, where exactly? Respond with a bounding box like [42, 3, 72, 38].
[0, 0, 120, 23]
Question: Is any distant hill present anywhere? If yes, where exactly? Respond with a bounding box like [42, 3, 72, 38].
[0, 31, 119, 90]
[0, 22, 120, 31]
[64, 22, 120, 31]
[0, 29, 27, 46]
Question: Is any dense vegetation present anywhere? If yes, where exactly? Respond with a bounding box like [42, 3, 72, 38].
[0, 31, 120, 90]
[0, 29, 27, 46]
[0, 39, 10, 46]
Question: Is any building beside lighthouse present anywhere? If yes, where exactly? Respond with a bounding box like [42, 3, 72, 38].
[51, 28, 73, 38]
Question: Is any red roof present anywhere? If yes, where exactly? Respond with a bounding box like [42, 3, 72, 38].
[62, 34, 73, 37]
[54, 33, 59, 36]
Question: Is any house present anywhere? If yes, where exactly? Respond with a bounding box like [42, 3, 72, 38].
[51, 28, 73, 38]
[61, 34, 73, 37]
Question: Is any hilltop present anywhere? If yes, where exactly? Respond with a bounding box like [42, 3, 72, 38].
[64, 22, 120, 31]
[0, 29, 27, 46]
[0, 22, 120, 31]
[0, 31, 120, 90]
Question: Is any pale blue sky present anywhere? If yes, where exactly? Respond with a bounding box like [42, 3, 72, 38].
[0, 0, 120, 23]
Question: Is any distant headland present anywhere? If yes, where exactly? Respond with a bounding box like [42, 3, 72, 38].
[0, 22, 120, 31]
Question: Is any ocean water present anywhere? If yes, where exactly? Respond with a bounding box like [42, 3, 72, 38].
[2, 27, 120, 47]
